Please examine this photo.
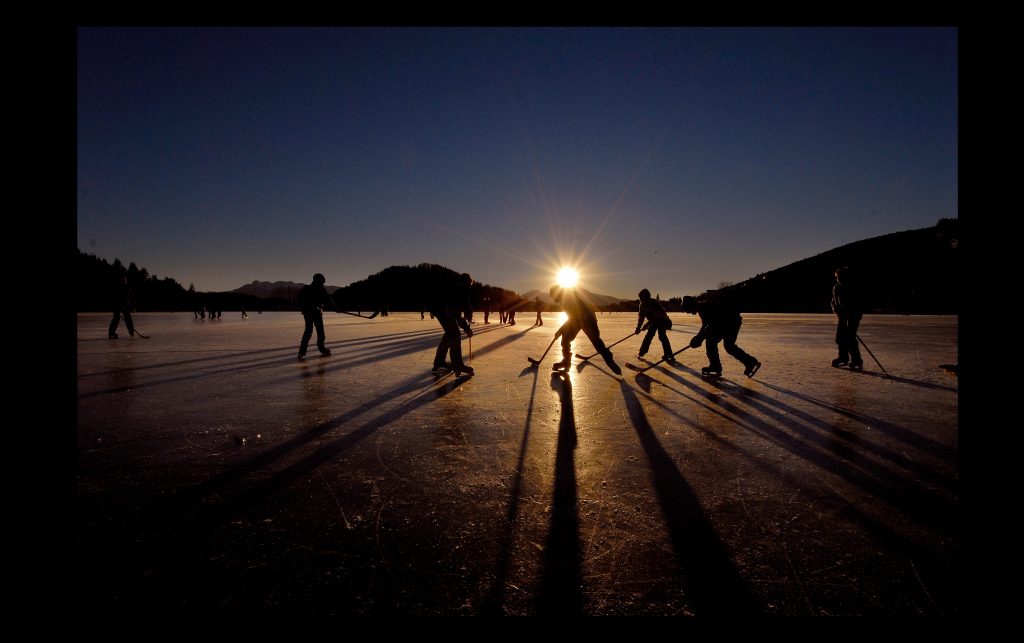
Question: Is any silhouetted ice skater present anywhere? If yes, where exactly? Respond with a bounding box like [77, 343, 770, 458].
[534, 296, 544, 326]
[108, 274, 136, 339]
[635, 288, 674, 361]
[429, 272, 475, 376]
[550, 285, 621, 375]
[831, 266, 864, 370]
[681, 295, 760, 378]
[297, 273, 339, 359]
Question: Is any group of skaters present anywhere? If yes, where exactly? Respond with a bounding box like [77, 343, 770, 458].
[479, 296, 547, 327]
[108, 266, 864, 377]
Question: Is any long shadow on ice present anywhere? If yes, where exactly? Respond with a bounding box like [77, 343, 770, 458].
[633, 374, 955, 614]
[838, 368, 958, 393]
[618, 380, 762, 616]
[79, 332, 444, 398]
[480, 364, 542, 615]
[77, 327, 440, 378]
[535, 371, 584, 615]
[655, 367, 957, 533]
[751, 381, 957, 468]
[164, 372, 459, 509]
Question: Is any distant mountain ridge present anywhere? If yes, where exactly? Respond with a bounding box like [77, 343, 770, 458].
[231, 280, 339, 300]
[519, 288, 627, 308]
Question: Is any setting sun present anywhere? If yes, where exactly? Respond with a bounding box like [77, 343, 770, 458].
[556, 267, 579, 289]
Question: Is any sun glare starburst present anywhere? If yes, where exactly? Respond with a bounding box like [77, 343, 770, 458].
[556, 267, 579, 289]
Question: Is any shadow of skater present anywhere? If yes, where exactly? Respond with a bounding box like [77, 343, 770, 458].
[618, 381, 762, 615]
[538, 371, 584, 615]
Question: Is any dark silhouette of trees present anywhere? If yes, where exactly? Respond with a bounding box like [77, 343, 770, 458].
[331, 263, 522, 313]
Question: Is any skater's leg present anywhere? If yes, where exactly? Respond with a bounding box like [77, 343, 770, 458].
[835, 318, 850, 363]
[554, 324, 580, 370]
[722, 322, 760, 375]
[108, 310, 120, 338]
[846, 314, 863, 367]
[657, 326, 674, 358]
[123, 309, 136, 337]
[722, 323, 755, 368]
[299, 313, 314, 356]
[639, 326, 656, 356]
[705, 332, 723, 372]
[314, 312, 330, 354]
[583, 322, 621, 375]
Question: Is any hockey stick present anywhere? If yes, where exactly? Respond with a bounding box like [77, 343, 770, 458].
[338, 310, 380, 319]
[625, 346, 691, 373]
[856, 335, 889, 377]
[574, 332, 635, 361]
[528, 335, 559, 366]
[121, 312, 149, 338]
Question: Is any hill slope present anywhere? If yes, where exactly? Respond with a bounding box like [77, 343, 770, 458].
[709, 219, 958, 313]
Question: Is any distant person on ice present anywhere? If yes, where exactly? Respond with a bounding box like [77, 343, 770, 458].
[634, 288, 674, 362]
[534, 296, 544, 326]
[297, 273, 339, 359]
[550, 285, 621, 375]
[429, 272, 475, 376]
[831, 266, 864, 370]
[108, 274, 136, 339]
[681, 295, 761, 378]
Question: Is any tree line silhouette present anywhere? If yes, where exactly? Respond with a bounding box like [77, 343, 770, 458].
[77, 218, 956, 315]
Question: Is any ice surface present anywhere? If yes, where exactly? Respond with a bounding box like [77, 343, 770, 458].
[77, 311, 958, 615]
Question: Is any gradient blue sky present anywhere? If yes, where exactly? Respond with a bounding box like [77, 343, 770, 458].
[77, 27, 957, 299]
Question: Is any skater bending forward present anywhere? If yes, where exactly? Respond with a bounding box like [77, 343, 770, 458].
[430, 272, 475, 376]
[681, 295, 761, 378]
[550, 285, 621, 375]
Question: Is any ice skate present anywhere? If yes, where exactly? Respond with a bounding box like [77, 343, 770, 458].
[552, 359, 570, 371]
[701, 365, 722, 376]
[831, 358, 848, 368]
[744, 360, 761, 378]
[432, 361, 453, 372]
[454, 364, 475, 376]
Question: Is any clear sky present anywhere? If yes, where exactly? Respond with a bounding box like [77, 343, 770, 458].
[77, 27, 957, 299]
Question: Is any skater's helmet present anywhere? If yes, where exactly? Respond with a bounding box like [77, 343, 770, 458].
[638, 288, 651, 301]
[549, 285, 563, 301]
[313, 273, 326, 284]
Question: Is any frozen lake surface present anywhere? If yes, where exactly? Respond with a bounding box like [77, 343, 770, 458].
[77, 311, 958, 615]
